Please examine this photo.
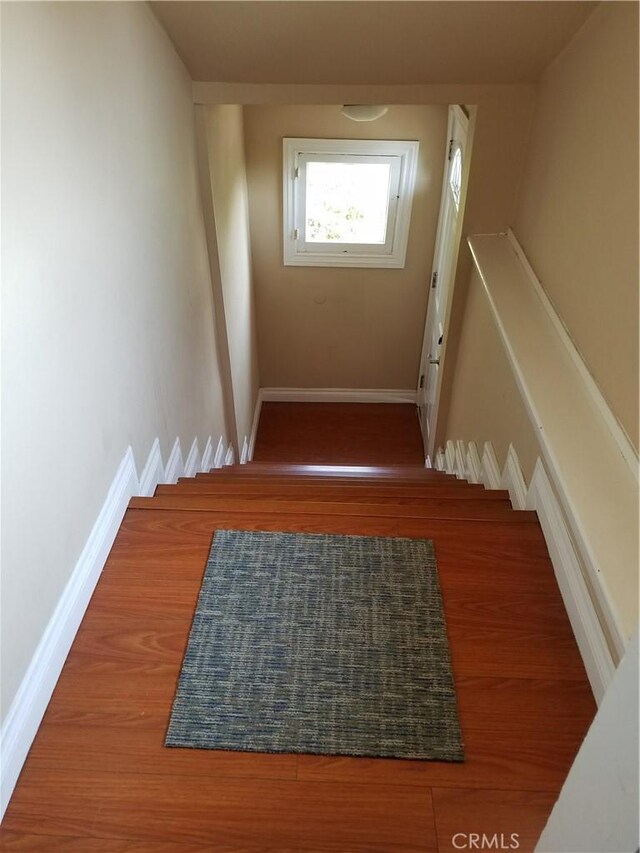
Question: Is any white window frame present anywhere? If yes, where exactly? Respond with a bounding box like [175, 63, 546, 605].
[283, 137, 419, 269]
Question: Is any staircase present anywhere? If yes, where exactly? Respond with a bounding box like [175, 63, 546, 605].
[2, 459, 596, 852]
[130, 462, 536, 524]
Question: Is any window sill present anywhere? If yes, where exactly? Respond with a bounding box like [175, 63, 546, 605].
[284, 252, 406, 269]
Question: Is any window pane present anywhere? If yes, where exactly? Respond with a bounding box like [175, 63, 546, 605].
[305, 161, 391, 244]
[449, 147, 462, 210]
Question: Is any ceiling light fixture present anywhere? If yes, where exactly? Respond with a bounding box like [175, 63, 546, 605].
[341, 104, 389, 122]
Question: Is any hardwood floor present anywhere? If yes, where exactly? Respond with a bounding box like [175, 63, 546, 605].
[253, 402, 425, 465]
[1, 405, 596, 852]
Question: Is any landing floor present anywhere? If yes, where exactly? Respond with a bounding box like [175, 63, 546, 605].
[253, 402, 425, 465]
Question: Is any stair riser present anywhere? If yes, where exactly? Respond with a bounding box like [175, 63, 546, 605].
[130, 496, 534, 522]
[205, 465, 457, 476]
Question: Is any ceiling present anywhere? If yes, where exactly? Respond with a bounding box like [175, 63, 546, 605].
[151, 1, 597, 86]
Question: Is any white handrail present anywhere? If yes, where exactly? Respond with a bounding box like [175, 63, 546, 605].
[468, 231, 638, 655]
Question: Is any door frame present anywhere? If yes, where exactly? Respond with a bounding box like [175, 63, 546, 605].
[417, 104, 474, 464]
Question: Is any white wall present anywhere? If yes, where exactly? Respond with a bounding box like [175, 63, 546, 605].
[1, 2, 227, 720]
[445, 268, 541, 481]
[201, 105, 260, 450]
[536, 631, 639, 853]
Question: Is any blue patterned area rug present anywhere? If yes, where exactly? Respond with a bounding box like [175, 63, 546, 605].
[165, 529, 464, 761]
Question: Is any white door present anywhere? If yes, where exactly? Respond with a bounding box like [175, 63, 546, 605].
[417, 105, 469, 462]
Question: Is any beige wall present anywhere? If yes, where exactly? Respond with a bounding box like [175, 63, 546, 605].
[203, 105, 260, 448]
[1, 3, 226, 720]
[513, 1, 639, 450]
[243, 105, 448, 389]
[434, 88, 536, 449]
[443, 2, 638, 469]
[445, 270, 541, 480]
[194, 85, 536, 420]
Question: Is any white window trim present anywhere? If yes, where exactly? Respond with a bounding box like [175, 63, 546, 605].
[283, 137, 419, 269]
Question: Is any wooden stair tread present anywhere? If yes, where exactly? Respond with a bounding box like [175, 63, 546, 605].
[130, 495, 531, 521]
[195, 473, 478, 487]
[203, 465, 451, 481]
[240, 463, 446, 474]
[161, 483, 511, 501]
[123, 505, 548, 538]
[2, 398, 595, 850]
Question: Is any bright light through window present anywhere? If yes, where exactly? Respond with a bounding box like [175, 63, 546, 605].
[449, 146, 462, 210]
[305, 162, 391, 244]
[283, 138, 419, 268]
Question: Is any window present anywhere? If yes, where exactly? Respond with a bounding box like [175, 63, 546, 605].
[449, 145, 463, 210]
[283, 138, 419, 268]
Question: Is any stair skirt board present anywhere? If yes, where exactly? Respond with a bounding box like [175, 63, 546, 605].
[454, 441, 467, 480]
[164, 437, 185, 484]
[480, 442, 501, 490]
[465, 442, 482, 484]
[200, 436, 215, 474]
[184, 438, 201, 479]
[500, 444, 528, 510]
[444, 441, 456, 476]
[213, 436, 226, 469]
[526, 460, 616, 704]
[139, 438, 165, 497]
[435, 439, 616, 704]
[0, 432, 227, 820]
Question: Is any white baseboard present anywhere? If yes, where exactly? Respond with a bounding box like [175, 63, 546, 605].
[445, 439, 523, 499]
[453, 440, 466, 479]
[480, 441, 501, 489]
[224, 444, 235, 466]
[138, 438, 164, 497]
[501, 443, 527, 509]
[213, 436, 226, 469]
[260, 387, 417, 404]
[248, 392, 263, 462]
[200, 436, 214, 473]
[184, 438, 200, 478]
[0, 447, 138, 820]
[466, 441, 482, 484]
[440, 436, 618, 703]
[444, 440, 456, 475]
[435, 447, 447, 472]
[506, 229, 638, 481]
[240, 436, 249, 465]
[0, 431, 217, 820]
[164, 437, 184, 484]
[526, 459, 615, 703]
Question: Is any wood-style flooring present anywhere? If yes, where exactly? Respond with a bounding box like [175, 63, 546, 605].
[1, 404, 596, 852]
[253, 402, 425, 465]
